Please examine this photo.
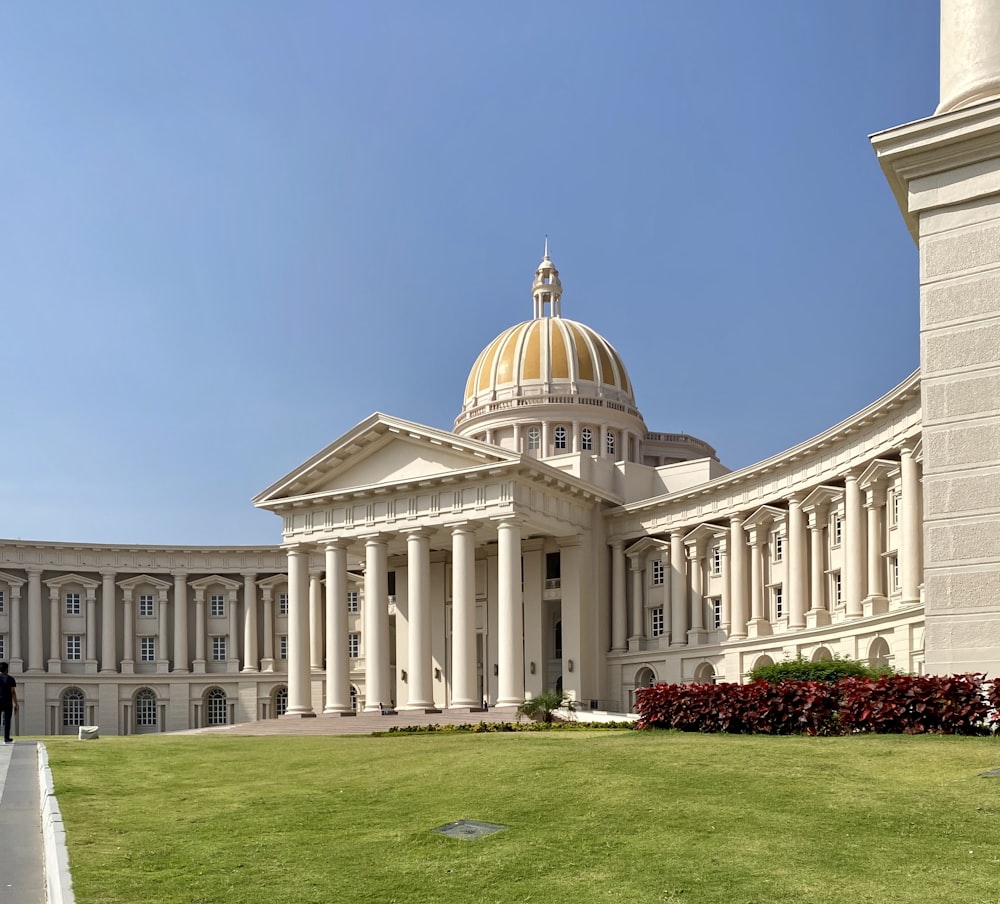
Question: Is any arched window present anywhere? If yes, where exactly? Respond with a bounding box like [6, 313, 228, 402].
[554, 426, 567, 450]
[274, 686, 288, 718]
[754, 654, 774, 670]
[606, 430, 616, 457]
[206, 688, 228, 726]
[581, 428, 593, 451]
[62, 688, 85, 727]
[635, 667, 656, 688]
[135, 689, 157, 727]
[811, 646, 833, 662]
[868, 637, 891, 669]
[527, 426, 541, 451]
[693, 663, 716, 684]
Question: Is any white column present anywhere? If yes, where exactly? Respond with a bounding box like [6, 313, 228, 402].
[156, 588, 170, 669]
[864, 488, 888, 613]
[172, 572, 188, 673]
[571, 420, 581, 454]
[787, 496, 808, 629]
[403, 530, 434, 709]
[309, 570, 323, 671]
[228, 589, 240, 667]
[496, 518, 524, 707]
[541, 422, 551, 458]
[728, 516, 747, 639]
[363, 536, 391, 711]
[669, 531, 687, 647]
[27, 567, 42, 672]
[745, 527, 771, 637]
[610, 541, 627, 652]
[48, 585, 60, 668]
[451, 525, 478, 708]
[192, 589, 206, 669]
[122, 589, 135, 665]
[845, 473, 865, 619]
[938, 0, 1000, 114]
[85, 589, 98, 665]
[101, 570, 117, 673]
[260, 588, 275, 670]
[242, 572, 258, 672]
[806, 508, 831, 627]
[719, 540, 731, 633]
[324, 543, 351, 712]
[629, 557, 644, 647]
[9, 586, 21, 668]
[687, 542, 706, 644]
[900, 445, 922, 605]
[286, 545, 314, 716]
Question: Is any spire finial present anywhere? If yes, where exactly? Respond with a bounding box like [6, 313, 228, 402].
[544, 235, 549, 259]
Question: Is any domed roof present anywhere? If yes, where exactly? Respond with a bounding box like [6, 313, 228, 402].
[462, 316, 635, 406]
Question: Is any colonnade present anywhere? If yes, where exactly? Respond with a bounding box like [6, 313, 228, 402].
[611, 449, 923, 648]
[282, 517, 528, 717]
[2, 568, 284, 675]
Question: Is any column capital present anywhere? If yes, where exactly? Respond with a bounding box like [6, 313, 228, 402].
[25, 564, 43, 576]
[322, 539, 348, 551]
[169, 570, 188, 579]
[400, 526, 433, 540]
[240, 570, 257, 580]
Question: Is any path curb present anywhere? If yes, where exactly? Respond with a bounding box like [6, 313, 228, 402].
[37, 743, 75, 904]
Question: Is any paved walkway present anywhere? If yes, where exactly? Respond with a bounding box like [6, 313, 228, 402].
[0, 741, 47, 903]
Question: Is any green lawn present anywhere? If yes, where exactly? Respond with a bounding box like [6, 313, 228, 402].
[44, 731, 1000, 904]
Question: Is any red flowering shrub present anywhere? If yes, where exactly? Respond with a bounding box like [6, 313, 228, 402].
[635, 673, 991, 735]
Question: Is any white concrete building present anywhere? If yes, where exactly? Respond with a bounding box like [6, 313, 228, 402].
[3, 1, 1000, 735]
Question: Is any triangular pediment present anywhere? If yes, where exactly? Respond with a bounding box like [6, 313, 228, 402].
[0, 571, 25, 588]
[117, 574, 173, 592]
[254, 413, 519, 507]
[44, 572, 100, 590]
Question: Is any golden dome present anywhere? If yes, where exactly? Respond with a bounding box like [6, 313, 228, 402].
[462, 316, 636, 407]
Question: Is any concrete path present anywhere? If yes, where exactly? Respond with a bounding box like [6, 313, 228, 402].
[0, 741, 46, 903]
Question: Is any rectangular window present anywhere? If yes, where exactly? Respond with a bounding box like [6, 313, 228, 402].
[387, 572, 396, 597]
[833, 572, 843, 605]
[347, 591, 359, 613]
[890, 491, 900, 526]
[278, 592, 288, 617]
[651, 607, 664, 637]
[279, 635, 287, 660]
[891, 555, 900, 591]
[711, 546, 721, 576]
[0, 590, 5, 613]
[712, 598, 722, 629]
[210, 594, 225, 617]
[348, 632, 360, 659]
[0, 634, 5, 660]
[212, 636, 227, 661]
[139, 594, 154, 617]
[773, 586, 784, 619]
[773, 533, 784, 563]
[832, 513, 843, 546]
[66, 592, 81, 615]
[140, 637, 156, 662]
[651, 559, 664, 586]
[66, 635, 82, 660]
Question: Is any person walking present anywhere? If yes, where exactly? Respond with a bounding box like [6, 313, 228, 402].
[0, 662, 18, 744]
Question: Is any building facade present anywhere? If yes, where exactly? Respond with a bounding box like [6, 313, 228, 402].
[3, 2, 1000, 735]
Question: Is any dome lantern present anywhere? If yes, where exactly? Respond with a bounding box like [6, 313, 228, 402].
[532, 237, 562, 319]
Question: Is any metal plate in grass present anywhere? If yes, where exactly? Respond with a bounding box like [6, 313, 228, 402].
[978, 767, 1000, 777]
[434, 819, 508, 839]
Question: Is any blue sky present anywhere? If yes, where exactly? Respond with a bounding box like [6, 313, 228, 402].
[1, 2, 939, 546]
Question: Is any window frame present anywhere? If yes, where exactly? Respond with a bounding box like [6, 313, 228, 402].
[65, 634, 82, 660]
[210, 593, 225, 617]
[211, 636, 227, 661]
[65, 592, 81, 616]
[140, 636, 156, 662]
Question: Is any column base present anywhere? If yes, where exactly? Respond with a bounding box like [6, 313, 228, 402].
[120, 660, 134, 675]
[686, 628, 709, 646]
[156, 660, 170, 674]
[241, 666, 260, 674]
[450, 699, 480, 709]
[47, 659, 62, 674]
[805, 609, 831, 628]
[192, 659, 206, 674]
[84, 660, 99, 674]
[863, 596, 889, 617]
[281, 710, 317, 719]
[627, 635, 643, 652]
[323, 705, 353, 714]
[170, 667, 190, 674]
[8, 659, 23, 674]
[260, 658, 275, 673]
[745, 618, 772, 638]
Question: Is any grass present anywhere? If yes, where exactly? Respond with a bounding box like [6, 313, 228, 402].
[43, 730, 1000, 904]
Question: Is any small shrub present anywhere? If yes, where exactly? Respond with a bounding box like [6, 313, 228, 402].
[747, 654, 893, 684]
